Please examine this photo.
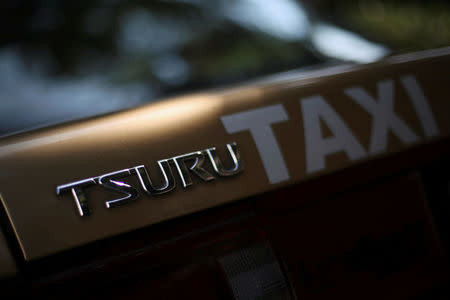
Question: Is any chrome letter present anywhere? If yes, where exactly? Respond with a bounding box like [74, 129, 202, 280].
[133, 160, 175, 196]
[97, 169, 139, 209]
[56, 178, 96, 217]
[172, 151, 215, 188]
[205, 143, 243, 176]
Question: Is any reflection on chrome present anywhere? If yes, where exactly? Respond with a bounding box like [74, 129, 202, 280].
[97, 169, 139, 209]
[56, 143, 243, 216]
[56, 178, 97, 217]
[134, 161, 176, 196]
[172, 152, 216, 188]
[205, 143, 243, 176]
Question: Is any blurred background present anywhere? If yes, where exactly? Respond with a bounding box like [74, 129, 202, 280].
[0, 0, 449, 136]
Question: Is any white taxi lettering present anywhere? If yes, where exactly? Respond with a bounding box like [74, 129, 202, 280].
[301, 95, 366, 174]
[221, 75, 439, 184]
[221, 104, 291, 184]
[401, 75, 440, 137]
[345, 79, 419, 154]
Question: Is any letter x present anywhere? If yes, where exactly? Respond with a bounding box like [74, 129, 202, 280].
[345, 80, 419, 154]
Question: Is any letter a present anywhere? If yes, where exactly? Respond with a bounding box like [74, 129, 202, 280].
[301, 96, 367, 174]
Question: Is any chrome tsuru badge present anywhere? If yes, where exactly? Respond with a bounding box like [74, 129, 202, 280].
[56, 143, 243, 216]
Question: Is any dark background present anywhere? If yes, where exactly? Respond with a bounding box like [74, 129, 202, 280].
[0, 0, 449, 136]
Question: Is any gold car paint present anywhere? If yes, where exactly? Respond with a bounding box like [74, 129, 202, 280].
[0, 48, 449, 261]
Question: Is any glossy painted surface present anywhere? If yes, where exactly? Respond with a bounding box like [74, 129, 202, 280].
[0, 48, 449, 260]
